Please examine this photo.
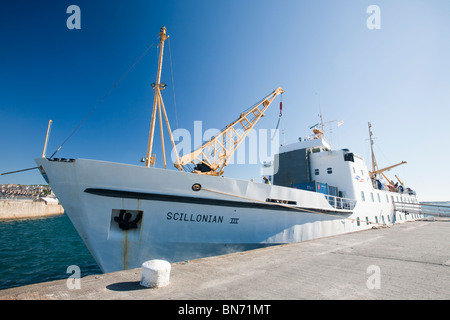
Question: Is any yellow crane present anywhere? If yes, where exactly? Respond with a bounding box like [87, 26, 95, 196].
[395, 174, 404, 186]
[142, 27, 283, 176]
[367, 122, 407, 187]
[369, 161, 407, 181]
[174, 87, 285, 175]
[370, 161, 407, 189]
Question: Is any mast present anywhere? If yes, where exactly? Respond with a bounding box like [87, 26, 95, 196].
[41, 120, 53, 158]
[320, 112, 324, 140]
[145, 26, 179, 168]
[368, 122, 378, 178]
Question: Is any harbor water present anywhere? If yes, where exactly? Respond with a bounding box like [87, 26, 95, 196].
[0, 214, 101, 290]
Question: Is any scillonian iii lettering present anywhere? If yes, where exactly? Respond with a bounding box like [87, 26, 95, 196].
[167, 212, 224, 224]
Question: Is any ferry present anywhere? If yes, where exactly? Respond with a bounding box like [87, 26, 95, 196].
[35, 27, 422, 273]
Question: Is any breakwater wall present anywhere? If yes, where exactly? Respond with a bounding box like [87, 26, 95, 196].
[0, 200, 64, 220]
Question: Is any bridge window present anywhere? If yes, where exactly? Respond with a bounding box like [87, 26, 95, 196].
[327, 167, 332, 174]
[361, 191, 365, 202]
[315, 169, 319, 176]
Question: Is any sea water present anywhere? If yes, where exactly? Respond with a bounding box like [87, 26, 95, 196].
[0, 214, 101, 290]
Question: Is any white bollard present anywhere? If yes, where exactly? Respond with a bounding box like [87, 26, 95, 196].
[140, 260, 171, 288]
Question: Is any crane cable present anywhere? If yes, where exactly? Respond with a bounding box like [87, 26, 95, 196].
[272, 94, 283, 141]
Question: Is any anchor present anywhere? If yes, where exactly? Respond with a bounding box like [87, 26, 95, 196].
[114, 210, 143, 230]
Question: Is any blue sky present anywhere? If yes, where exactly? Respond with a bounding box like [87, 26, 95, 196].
[1, 0, 449, 201]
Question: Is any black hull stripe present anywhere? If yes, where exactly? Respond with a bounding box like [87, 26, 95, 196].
[84, 188, 350, 215]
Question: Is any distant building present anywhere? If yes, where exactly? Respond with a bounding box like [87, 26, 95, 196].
[0, 184, 55, 200]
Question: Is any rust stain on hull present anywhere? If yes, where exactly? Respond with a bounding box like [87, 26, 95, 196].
[123, 231, 128, 270]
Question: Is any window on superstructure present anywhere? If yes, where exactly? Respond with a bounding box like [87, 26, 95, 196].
[327, 167, 332, 174]
[352, 167, 356, 174]
[315, 169, 319, 176]
[366, 217, 369, 225]
[377, 194, 381, 202]
[386, 195, 389, 202]
[361, 191, 365, 202]
[371, 192, 374, 202]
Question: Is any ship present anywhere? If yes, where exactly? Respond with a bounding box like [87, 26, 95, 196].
[35, 27, 422, 273]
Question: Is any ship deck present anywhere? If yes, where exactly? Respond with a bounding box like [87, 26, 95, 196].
[1, 217, 449, 301]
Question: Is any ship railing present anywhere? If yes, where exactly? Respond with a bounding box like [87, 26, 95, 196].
[325, 195, 357, 211]
[393, 202, 422, 215]
[394, 202, 450, 217]
[420, 203, 450, 217]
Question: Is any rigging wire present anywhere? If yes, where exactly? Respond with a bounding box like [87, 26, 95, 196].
[49, 37, 159, 159]
[168, 37, 179, 129]
[0, 167, 39, 176]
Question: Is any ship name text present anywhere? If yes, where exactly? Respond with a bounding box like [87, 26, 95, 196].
[167, 212, 224, 224]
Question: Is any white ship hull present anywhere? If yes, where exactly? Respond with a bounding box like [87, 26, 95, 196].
[35, 157, 421, 273]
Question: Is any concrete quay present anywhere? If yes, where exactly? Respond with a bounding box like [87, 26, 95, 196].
[1, 218, 449, 300]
